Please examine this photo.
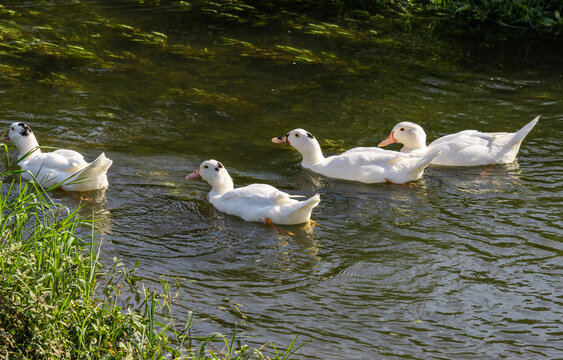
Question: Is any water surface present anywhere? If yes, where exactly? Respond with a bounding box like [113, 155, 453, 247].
[1, 2, 562, 358]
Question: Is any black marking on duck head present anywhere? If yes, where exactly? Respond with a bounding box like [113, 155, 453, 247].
[17, 123, 32, 136]
[306, 132, 314, 139]
[216, 162, 223, 171]
[272, 134, 290, 144]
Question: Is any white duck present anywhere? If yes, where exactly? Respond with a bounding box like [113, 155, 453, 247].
[186, 159, 320, 225]
[1, 122, 112, 191]
[271, 129, 440, 184]
[378, 116, 540, 166]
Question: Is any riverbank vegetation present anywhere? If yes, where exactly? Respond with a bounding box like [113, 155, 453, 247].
[0, 148, 306, 359]
[124, 0, 563, 35]
[420, 0, 562, 35]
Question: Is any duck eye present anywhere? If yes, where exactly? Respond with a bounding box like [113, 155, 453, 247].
[203, 165, 208, 169]
[295, 133, 299, 137]
[400, 128, 405, 131]
[11, 127, 14, 131]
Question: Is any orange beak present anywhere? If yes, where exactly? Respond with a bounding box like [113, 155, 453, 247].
[378, 131, 397, 147]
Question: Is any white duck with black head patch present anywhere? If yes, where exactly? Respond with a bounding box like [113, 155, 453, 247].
[1, 122, 113, 191]
[272, 129, 440, 184]
[186, 159, 320, 225]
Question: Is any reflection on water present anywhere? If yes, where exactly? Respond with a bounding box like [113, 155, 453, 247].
[1, 1, 562, 359]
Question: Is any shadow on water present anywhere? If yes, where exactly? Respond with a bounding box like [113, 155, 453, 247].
[1, 1, 562, 358]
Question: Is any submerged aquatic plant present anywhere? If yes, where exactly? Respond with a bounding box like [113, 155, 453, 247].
[219, 36, 345, 66]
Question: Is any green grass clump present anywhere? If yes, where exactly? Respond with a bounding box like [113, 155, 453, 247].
[0, 145, 306, 359]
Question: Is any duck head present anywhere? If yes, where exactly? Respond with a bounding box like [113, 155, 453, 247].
[379, 121, 427, 152]
[186, 159, 234, 194]
[272, 129, 324, 167]
[2, 122, 41, 158]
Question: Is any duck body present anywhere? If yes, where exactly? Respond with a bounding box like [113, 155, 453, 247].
[18, 150, 112, 191]
[272, 129, 439, 184]
[2, 122, 112, 191]
[378, 116, 539, 167]
[186, 160, 320, 225]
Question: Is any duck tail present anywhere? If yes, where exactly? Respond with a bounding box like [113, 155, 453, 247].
[507, 115, 540, 148]
[76, 153, 113, 180]
[410, 150, 441, 175]
[290, 194, 321, 221]
[301, 194, 321, 210]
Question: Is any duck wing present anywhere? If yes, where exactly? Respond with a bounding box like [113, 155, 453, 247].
[429, 130, 507, 151]
[220, 184, 291, 205]
[427, 130, 511, 166]
[325, 148, 405, 169]
[311, 151, 397, 182]
[23, 150, 88, 173]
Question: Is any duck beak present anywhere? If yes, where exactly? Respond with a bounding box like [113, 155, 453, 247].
[185, 167, 201, 180]
[378, 131, 397, 147]
[272, 134, 289, 144]
[1, 133, 9, 142]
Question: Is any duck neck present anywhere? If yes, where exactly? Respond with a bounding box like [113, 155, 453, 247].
[209, 172, 234, 196]
[300, 141, 325, 168]
[15, 134, 41, 160]
[401, 142, 427, 153]
[401, 133, 427, 153]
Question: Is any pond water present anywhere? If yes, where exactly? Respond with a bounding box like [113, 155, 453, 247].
[1, 1, 562, 358]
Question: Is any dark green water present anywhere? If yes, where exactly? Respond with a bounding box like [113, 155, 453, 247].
[1, 1, 562, 358]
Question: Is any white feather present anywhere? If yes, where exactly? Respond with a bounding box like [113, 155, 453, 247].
[272, 129, 437, 184]
[5, 122, 112, 191]
[187, 160, 320, 225]
[379, 116, 540, 166]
